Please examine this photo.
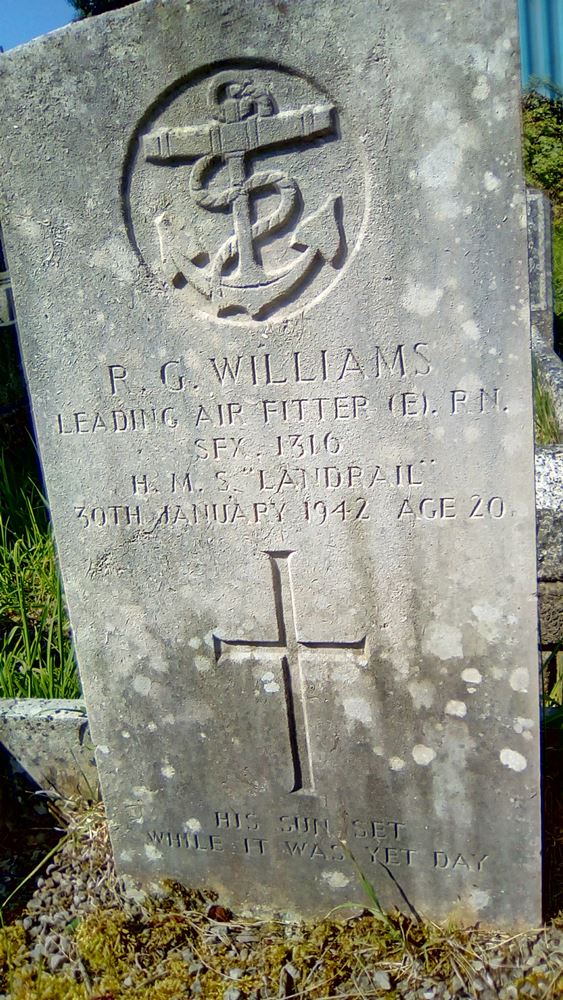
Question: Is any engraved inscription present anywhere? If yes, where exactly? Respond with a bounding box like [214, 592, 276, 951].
[433, 851, 489, 872]
[60, 348, 515, 533]
[213, 550, 366, 794]
[143, 809, 492, 877]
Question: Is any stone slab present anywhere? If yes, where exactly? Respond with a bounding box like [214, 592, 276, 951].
[527, 188, 554, 347]
[536, 445, 563, 582]
[538, 582, 563, 647]
[0, 699, 98, 802]
[0, 0, 541, 925]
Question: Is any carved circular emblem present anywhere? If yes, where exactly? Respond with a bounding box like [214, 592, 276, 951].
[124, 61, 367, 324]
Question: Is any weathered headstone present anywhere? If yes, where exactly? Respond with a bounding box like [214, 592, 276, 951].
[0, 0, 541, 925]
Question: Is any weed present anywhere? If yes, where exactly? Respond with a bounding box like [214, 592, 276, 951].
[328, 839, 402, 936]
[0, 440, 79, 699]
[542, 640, 563, 727]
[533, 361, 561, 444]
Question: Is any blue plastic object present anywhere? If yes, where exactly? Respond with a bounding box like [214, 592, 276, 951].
[519, 0, 563, 96]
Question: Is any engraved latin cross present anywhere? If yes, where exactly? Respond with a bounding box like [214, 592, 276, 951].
[213, 550, 366, 795]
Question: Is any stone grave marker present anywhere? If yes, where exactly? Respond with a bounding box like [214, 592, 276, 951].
[0, 0, 541, 925]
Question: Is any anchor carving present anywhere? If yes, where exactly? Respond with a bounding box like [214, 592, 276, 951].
[143, 72, 342, 318]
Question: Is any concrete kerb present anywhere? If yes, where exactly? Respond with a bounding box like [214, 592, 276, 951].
[532, 318, 563, 664]
[0, 699, 98, 804]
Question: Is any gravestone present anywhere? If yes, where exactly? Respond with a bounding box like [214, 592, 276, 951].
[0, 0, 541, 925]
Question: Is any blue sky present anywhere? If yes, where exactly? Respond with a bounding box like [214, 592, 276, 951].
[0, 0, 74, 51]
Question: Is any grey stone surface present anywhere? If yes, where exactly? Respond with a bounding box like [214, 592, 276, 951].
[527, 188, 554, 347]
[538, 582, 563, 646]
[0, 0, 541, 925]
[536, 445, 563, 582]
[0, 699, 97, 801]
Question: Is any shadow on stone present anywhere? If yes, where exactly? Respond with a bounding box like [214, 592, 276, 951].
[0, 742, 64, 920]
[542, 725, 563, 920]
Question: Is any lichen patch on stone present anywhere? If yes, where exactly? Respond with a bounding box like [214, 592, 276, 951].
[401, 279, 444, 316]
[321, 870, 350, 889]
[412, 744, 436, 766]
[500, 748, 527, 772]
[343, 697, 373, 725]
[184, 817, 202, 833]
[389, 756, 406, 771]
[132, 675, 152, 696]
[461, 668, 482, 685]
[144, 844, 162, 861]
[509, 668, 529, 693]
[194, 655, 211, 674]
[445, 700, 467, 718]
[422, 622, 463, 660]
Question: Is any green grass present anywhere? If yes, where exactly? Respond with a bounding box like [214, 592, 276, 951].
[0, 437, 79, 699]
[542, 642, 563, 743]
[533, 361, 561, 444]
[553, 219, 563, 323]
